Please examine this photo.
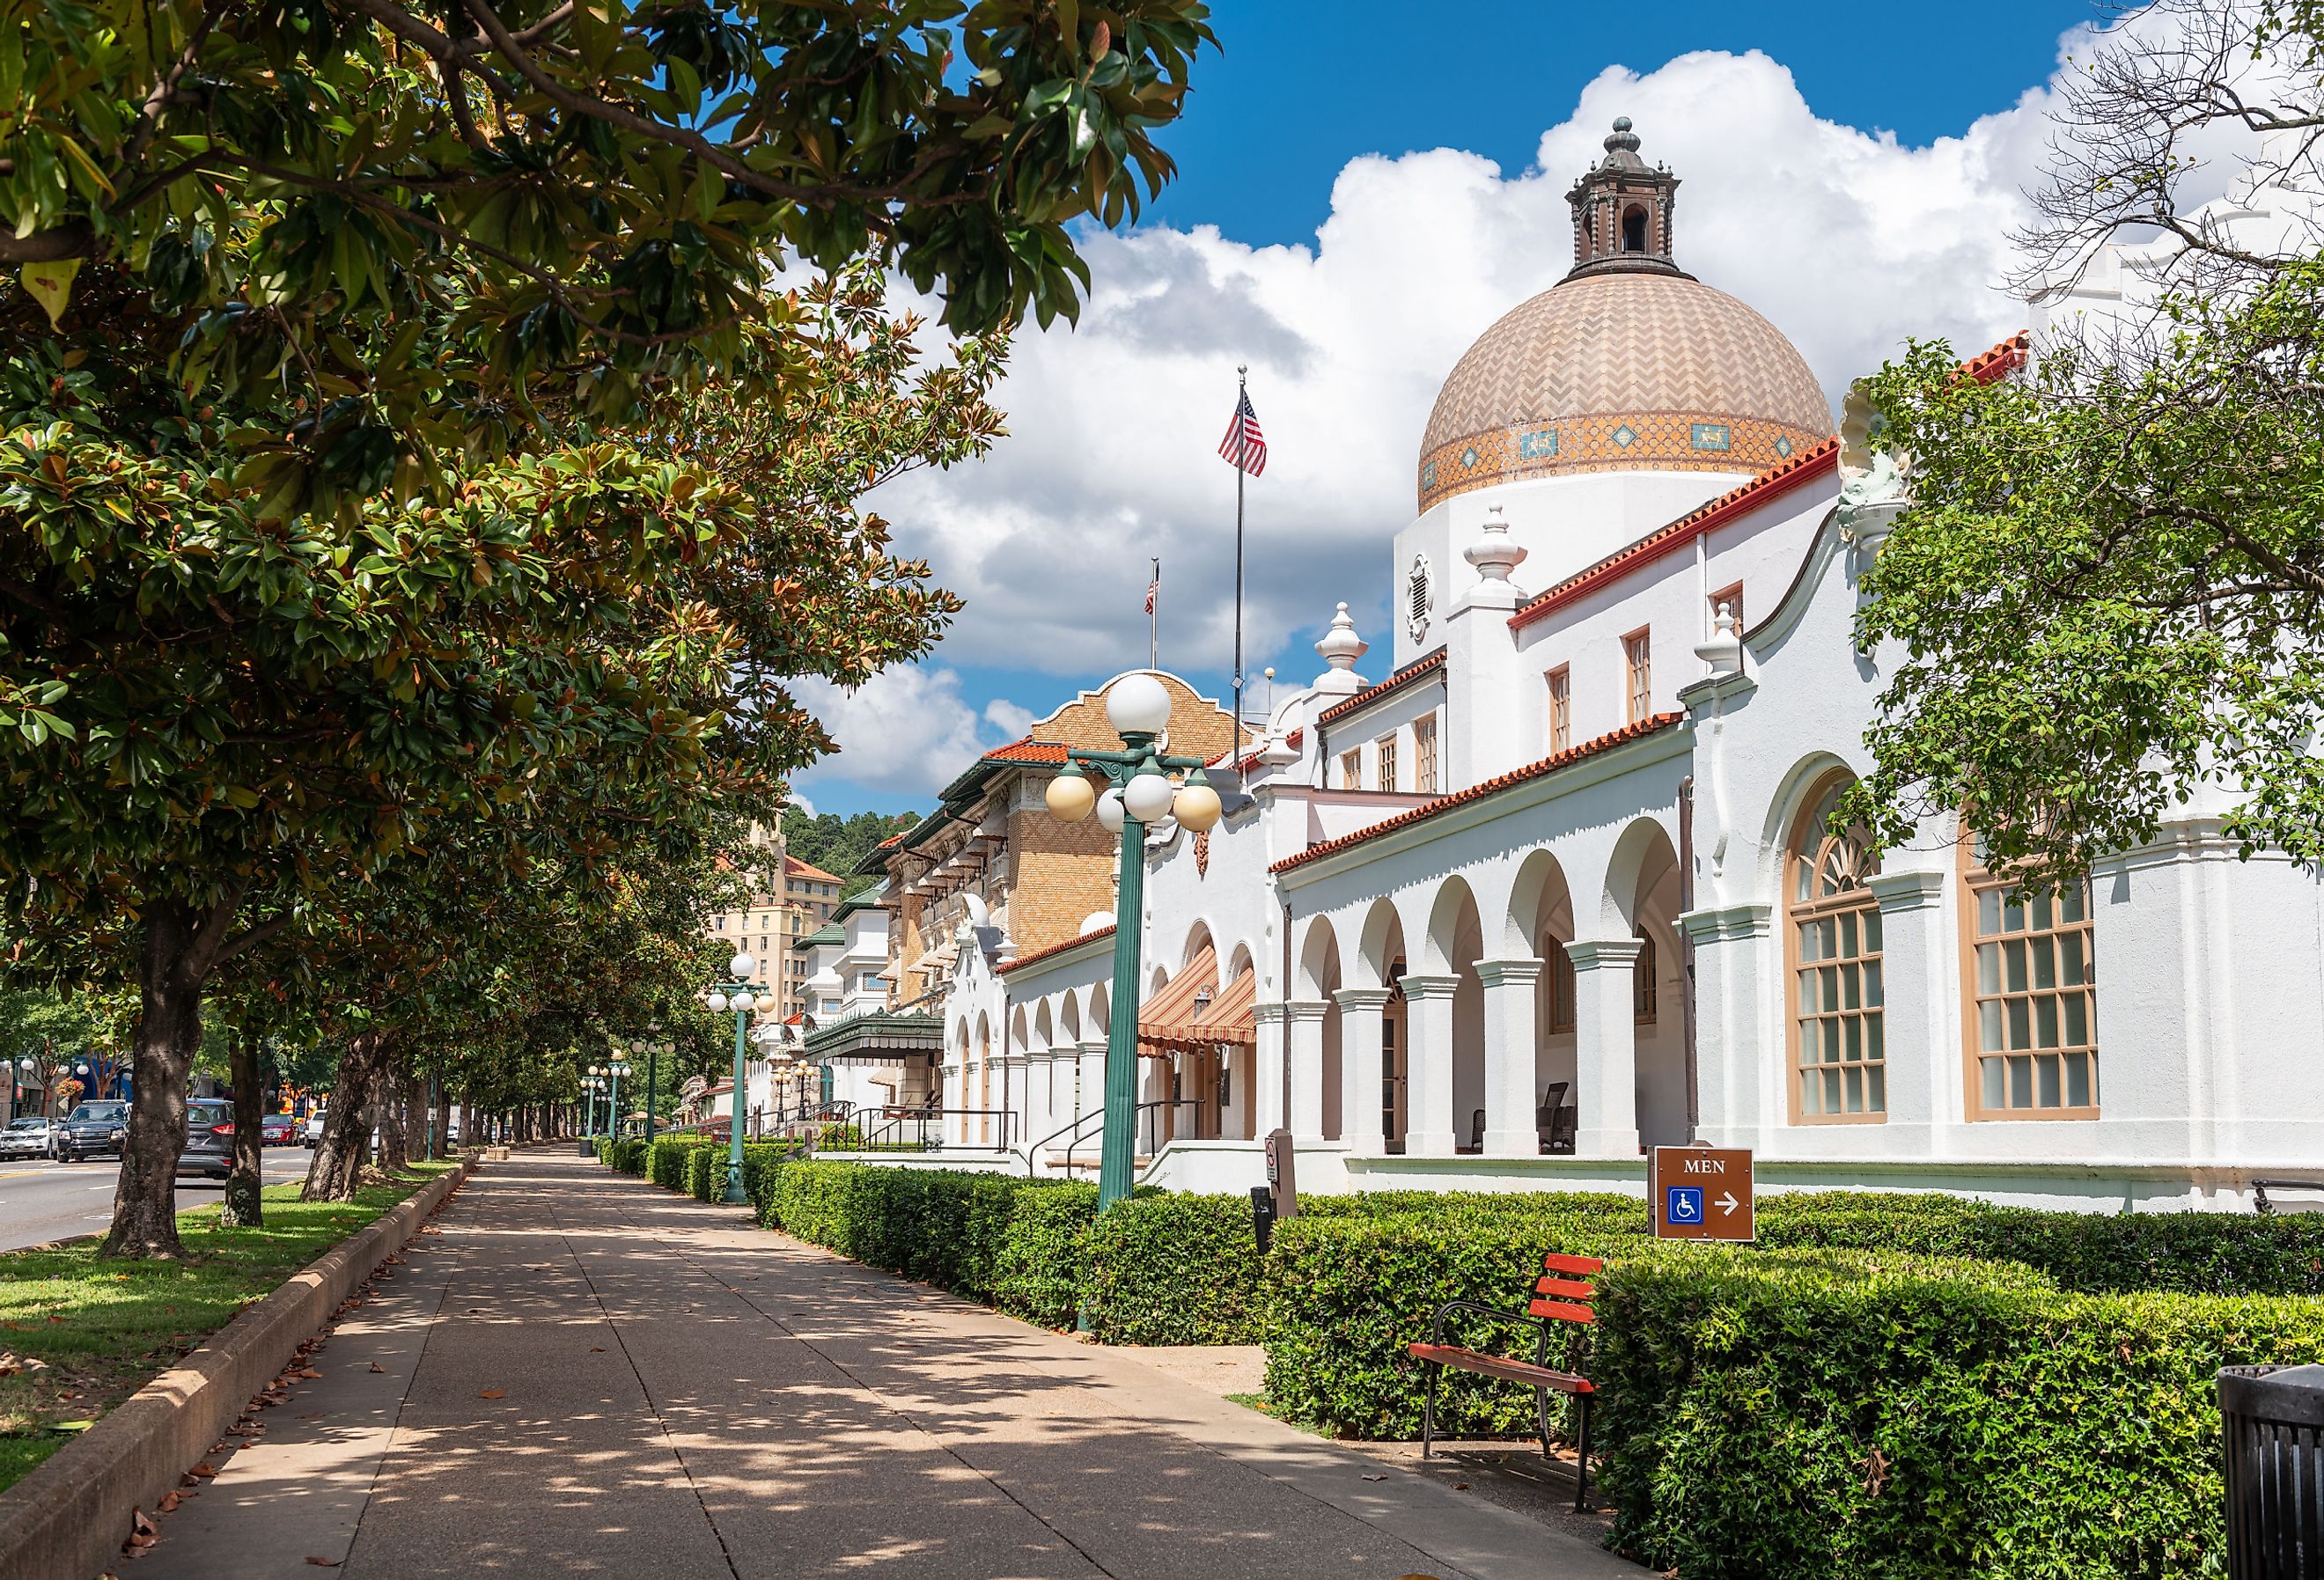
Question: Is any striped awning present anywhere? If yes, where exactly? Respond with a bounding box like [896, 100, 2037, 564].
[1138, 944, 1257, 1055]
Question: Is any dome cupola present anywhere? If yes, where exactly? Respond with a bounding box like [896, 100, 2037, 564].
[1416, 120, 1835, 513]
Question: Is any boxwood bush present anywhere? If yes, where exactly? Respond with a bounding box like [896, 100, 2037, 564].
[606, 1138, 648, 1174]
[1591, 1249, 2324, 1578]
[1082, 1192, 1269, 1344]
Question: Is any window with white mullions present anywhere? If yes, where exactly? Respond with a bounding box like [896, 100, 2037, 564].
[1964, 839, 2099, 1119]
[1787, 775, 1886, 1123]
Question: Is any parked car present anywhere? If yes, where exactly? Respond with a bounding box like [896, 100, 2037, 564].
[0, 1116, 57, 1159]
[260, 1113, 297, 1146]
[302, 1109, 326, 1148]
[175, 1099, 234, 1182]
[56, 1100, 129, 1162]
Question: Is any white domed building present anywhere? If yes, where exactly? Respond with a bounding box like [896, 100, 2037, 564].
[930, 123, 2324, 1209]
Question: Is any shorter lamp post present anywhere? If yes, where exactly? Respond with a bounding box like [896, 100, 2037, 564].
[704, 953, 761, 1204]
[638, 1030, 669, 1146]
[1037, 672, 1223, 1209]
[606, 1059, 628, 1138]
[585, 1067, 604, 1135]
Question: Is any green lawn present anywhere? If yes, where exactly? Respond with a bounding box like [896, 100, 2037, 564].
[0, 1166, 449, 1492]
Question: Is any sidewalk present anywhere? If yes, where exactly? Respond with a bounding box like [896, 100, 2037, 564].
[136, 1152, 1638, 1580]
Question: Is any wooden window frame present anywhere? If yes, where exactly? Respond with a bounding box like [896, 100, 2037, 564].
[1339, 747, 1363, 790]
[1412, 713, 1439, 794]
[1784, 772, 1888, 1126]
[1709, 582, 1743, 633]
[1958, 838, 2100, 1121]
[1546, 666, 1571, 753]
[1374, 731, 1398, 793]
[1545, 937, 1576, 1033]
[1632, 927, 1658, 1025]
[1622, 628, 1651, 724]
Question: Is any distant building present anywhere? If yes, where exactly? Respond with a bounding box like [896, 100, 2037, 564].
[703, 820, 844, 1024]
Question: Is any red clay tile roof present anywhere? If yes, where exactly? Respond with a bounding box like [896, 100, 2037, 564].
[1233, 726, 1304, 774]
[784, 855, 842, 883]
[1505, 334, 2031, 636]
[1269, 713, 1688, 875]
[982, 737, 1070, 765]
[1315, 650, 1448, 726]
[997, 924, 1116, 975]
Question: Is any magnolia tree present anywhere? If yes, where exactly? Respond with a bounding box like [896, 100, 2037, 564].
[2, 0, 1160, 1257]
[1846, 0, 2324, 889]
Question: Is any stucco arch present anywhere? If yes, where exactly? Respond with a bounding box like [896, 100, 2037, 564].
[1296, 915, 1344, 1000]
[1009, 1004, 1030, 1057]
[1086, 983, 1110, 1036]
[1504, 848, 1574, 957]
[1423, 876, 1482, 974]
[1596, 816, 1680, 937]
[1059, 993, 1081, 1044]
[1225, 940, 1256, 981]
[1033, 999, 1054, 1054]
[1179, 920, 1217, 971]
[1354, 897, 1407, 989]
[1760, 751, 1858, 901]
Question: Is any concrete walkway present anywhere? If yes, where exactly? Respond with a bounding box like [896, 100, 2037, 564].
[137, 1151, 1636, 1580]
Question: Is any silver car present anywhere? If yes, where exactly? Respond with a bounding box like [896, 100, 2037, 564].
[0, 1116, 55, 1159]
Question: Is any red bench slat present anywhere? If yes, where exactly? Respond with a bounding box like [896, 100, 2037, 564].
[1541, 1253, 1604, 1275]
[1533, 1275, 1596, 1300]
[1528, 1297, 1596, 1324]
[1407, 1343, 1594, 1394]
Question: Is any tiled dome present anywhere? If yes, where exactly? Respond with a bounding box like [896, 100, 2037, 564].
[1416, 271, 1835, 512]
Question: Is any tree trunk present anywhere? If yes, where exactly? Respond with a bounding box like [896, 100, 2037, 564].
[456, 1095, 471, 1154]
[377, 1061, 409, 1173]
[304, 1031, 390, 1201]
[220, 1031, 265, 1228]
[103, 900, 217, 1259]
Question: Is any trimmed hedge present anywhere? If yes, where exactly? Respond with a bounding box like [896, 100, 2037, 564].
[1591, 1249, 2324, 1578]
[606, 1138, 648, 1174]
[1083, 1193, 1267, 1344]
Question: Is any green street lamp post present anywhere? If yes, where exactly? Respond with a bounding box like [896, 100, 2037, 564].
[635, 1028, 668, 1146]
[705, 953, 762, 1204]
[1038, 673, 1224, 1209]
[585, 1067, 604, 1135]
[606, 1060, 627, 1138]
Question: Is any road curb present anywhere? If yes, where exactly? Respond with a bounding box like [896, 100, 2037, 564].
[0, 1155, 476, 1580]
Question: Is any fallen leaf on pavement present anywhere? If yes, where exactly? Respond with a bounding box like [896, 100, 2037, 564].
[590, 1347, 606, 1353]
[368, 1363, 386, 1373]
[1452, 1482, 1470, 1491]
[158, 1493, 181, 1513]
[478, 1389, 506, 1399]
[299, 1369, 322, 1379]
[1361, 1473, 1386, 1481]
[125, 1510, 158, 1549]
[305, 1557, 342, 1567]
[189, 1463, 217, 1479]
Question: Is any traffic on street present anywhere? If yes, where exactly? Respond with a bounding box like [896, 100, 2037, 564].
[0, 1144, 310, 1253]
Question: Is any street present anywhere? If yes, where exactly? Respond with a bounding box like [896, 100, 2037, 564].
[0, 1146, 311, 1253]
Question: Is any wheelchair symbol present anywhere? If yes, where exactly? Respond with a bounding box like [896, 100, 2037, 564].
[1666, 1186, 1704, 1225]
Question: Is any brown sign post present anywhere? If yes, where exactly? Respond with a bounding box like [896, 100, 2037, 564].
[1650, 1144, 1754, 1240]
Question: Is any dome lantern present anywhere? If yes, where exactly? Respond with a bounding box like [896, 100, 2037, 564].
[1567, 117, 1685, 283]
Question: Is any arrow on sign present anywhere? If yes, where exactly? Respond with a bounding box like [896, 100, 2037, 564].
[1716, 1191, 1741, 1216]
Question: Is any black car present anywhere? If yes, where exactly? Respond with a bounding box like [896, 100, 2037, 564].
[176, 1099, 234, 1182]
[56, 1100, 129, 1162]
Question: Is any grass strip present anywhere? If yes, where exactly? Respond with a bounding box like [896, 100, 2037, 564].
[0, 1165, 450, 1492]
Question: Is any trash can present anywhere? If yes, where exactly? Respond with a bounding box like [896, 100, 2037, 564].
[2220, 1363, 2324, 1577]
[577, 1138, 595, 1157]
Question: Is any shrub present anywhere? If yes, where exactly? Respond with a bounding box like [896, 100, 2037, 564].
[1591, 1249, 2324, 1579]
[1083, 1192, 1269, 1345]
[992, 1182, 1099, 1329]
[606, 1138, 648, 1174]
[646, 1137, 718, 1191]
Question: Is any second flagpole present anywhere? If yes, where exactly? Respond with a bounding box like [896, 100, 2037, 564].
[1232, 364, 1247, 758]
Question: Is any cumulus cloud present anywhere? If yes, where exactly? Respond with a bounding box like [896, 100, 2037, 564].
[857, 42, 2097, 711]
[790, 667, 1021, 798]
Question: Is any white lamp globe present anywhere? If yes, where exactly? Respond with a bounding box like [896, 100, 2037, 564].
[1045, 770, 1096, 822]
[1096, 786, 1126, 834]
[707, 991, 730, 1012]
[730, 952, 754, 978]
[1122, 769, 1176, 823]
[735, 989, 759, 1012]
[1104, 672, 1172, 737]
[1173, 778, 1224, 833]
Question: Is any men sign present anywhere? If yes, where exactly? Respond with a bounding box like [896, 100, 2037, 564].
[1650, 1144, 1754, 1241]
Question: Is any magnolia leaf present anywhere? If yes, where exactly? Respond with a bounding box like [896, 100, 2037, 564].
[19, 258, 81, 327]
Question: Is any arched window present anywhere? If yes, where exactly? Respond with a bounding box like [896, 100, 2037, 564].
[1961, 837, 2098, 1117]
[1787, 775, 1886, 1122]
[1622, 205, 1648, 253]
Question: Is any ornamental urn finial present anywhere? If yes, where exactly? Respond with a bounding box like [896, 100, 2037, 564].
[1313, 602, 1370, 695]
[1462, 503, 1527, 584]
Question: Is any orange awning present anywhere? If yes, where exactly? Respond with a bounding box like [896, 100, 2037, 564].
[1138, 945, 1257, 1055]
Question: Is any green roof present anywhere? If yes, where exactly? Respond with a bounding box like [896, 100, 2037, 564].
[805, 1010, 944, 1062]
[791, 922, 845, 953]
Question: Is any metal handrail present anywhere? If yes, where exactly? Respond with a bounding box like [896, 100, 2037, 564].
[1020, 1099, 1207, 1178]
[850, 1105, 1017, 1154]
[2252, 1179, 2324, 1214]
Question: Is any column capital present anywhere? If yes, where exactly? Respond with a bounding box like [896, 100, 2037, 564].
[1866, 870, 1949, 913]
[1680, 901, 1774, 944]
[1398, 972, 1461, 1001]
[1284, 999, 1332, 1023]
[1566, 937, 1644, 971]
[1474, 957, 1544, 988]
[1334, 986, 1394, 1011]
[1251, 1001, 1292, 1027]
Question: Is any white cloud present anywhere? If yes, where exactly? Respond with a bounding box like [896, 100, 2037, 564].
[864, 41, 2088, 697]
[983, 698, 1035, 739]
[790, 667, 1020, 798]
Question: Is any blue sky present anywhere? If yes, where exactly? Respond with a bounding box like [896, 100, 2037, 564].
[794, 1, 2101, 819]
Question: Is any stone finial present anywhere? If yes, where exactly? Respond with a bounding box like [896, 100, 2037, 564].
[1313, 602, 1370, 697]
[1462, 503, 1527, 584]
[1693, 602, 1743, 677]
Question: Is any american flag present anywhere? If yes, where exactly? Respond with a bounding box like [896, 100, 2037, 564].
[1217, 388, 1267, 476]
[1144, 578, 1157, 614]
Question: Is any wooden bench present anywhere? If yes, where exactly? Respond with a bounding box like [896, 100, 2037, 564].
[1406, 1251, 1602, 1510]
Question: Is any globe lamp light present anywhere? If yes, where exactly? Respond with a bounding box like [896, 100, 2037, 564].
[730, 952, 755, 978]
[1122, 769, 1176, 823]
[707, 991, 729, 1012]
[1173, 774, 1223, 833]
[1096, 787, 1126, 834]
[1046, 764, 1096, 822]
[1104, 672, 1172, 737]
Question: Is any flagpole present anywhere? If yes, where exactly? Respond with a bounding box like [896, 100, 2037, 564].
[1232, 364, 1247, 758]
[1150, 556, 1159, 671]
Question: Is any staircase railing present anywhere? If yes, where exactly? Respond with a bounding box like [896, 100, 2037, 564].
[1019, 1099, 1206, 1178]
